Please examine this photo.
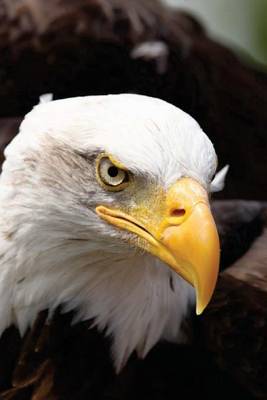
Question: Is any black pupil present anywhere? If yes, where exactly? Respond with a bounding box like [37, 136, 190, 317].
[108, 166, 119, 178]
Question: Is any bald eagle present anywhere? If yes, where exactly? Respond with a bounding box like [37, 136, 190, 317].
[0, 94, 222, 398]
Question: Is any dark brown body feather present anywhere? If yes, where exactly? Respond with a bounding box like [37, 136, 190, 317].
[0, 201, 266, 400]
[0, 311, 253, 400]
[201, 206, 267, 399]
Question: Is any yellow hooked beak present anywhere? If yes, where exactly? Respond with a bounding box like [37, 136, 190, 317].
[96, 178, 220, 315]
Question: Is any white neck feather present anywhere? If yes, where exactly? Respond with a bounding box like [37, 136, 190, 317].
[0, 232, 193, 371]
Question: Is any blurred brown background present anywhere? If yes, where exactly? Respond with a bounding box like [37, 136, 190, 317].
[1, 0, 267, 201]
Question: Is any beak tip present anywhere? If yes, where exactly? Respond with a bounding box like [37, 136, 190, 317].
[196, 307, 204, 316]
[195, 294, 210, 315]
[196, 304, 204, 316]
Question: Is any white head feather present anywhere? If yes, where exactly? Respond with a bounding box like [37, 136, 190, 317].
[0, 94, 218, 371]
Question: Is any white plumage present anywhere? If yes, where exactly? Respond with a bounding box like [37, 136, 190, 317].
[0, 94, 219, 371]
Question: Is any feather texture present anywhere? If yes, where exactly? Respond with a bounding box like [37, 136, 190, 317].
[0, 94, 215, 369]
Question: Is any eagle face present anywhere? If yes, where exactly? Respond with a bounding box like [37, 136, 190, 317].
[0, 94, 220, 370]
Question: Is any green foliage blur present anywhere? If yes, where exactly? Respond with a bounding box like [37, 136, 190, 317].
[165, 0, 267, 67]
[256, 0, 267, 64]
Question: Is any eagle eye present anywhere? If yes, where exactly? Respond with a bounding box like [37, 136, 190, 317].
[96, 155, 129, 191]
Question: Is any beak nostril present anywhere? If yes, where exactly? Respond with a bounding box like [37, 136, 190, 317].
[171, 208, 186, 218]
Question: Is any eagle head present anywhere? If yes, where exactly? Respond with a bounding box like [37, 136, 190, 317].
[0, 94, 220, 370]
